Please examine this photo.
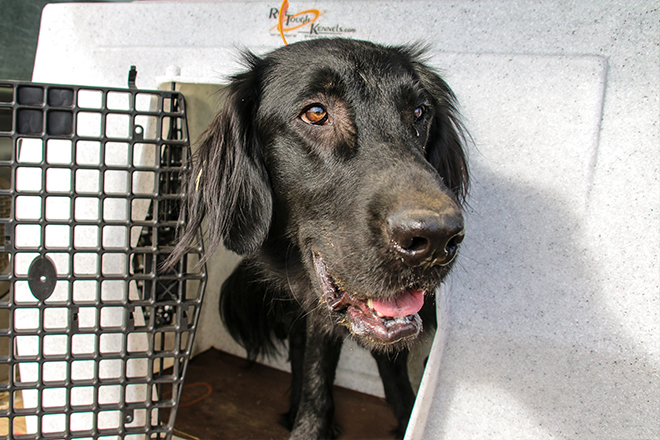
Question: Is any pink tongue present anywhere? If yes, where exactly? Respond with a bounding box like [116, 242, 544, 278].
[371, 289, 425, 318]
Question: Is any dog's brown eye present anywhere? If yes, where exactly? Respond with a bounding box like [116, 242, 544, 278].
[301, 105, 329, 125]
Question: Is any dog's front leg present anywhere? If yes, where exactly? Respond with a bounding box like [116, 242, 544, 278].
[290, 318, 343, 440]
[281, 316, 306, 431]
[373, 350, 416, 439]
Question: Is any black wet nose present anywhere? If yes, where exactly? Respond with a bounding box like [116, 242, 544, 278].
[387, 208, 465, 268]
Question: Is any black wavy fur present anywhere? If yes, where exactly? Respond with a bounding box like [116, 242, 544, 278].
[166, 39, 469, 439]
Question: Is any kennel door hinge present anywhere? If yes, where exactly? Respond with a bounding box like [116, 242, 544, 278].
[128, 65, 137, 89]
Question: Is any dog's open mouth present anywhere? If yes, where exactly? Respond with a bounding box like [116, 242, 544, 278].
[313, 253, 424, 345]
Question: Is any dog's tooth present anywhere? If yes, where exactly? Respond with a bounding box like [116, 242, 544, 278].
[368, 298, 386, 317]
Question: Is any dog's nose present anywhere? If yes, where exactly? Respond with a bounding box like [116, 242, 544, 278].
[387, 208, 464, 267]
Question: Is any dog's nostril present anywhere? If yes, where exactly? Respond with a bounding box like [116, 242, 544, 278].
[447, 230, 464, 250]
[403, 236, 430, 254]
[442, 230, 465, 265]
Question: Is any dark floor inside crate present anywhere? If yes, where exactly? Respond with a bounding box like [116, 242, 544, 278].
[173, 348, 399, 440]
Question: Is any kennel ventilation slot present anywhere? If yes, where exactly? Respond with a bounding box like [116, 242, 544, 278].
[0, 79, 206, 439]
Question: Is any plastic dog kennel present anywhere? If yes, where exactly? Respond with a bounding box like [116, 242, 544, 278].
[0, 75, 207, 439]
[5, 2, 656, 440]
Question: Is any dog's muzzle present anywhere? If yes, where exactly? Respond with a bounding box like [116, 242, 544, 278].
[313, 253, 424, 345]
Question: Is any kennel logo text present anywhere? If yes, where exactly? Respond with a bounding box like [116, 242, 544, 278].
[268, 4, 357, 41]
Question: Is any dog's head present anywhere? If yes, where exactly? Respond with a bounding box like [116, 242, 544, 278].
[172, 39, 469, 351]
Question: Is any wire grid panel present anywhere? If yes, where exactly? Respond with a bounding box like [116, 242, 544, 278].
[0, 81, 206, 439]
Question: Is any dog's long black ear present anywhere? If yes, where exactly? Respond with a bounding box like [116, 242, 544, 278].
[412, 55, 470, 203]
[166, 54, 273, 267]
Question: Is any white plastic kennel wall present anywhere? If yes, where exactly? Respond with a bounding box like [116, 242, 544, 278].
[29, 1, 660, 439]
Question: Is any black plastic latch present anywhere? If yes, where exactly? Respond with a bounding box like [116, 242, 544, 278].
[27, 255, 57, 301]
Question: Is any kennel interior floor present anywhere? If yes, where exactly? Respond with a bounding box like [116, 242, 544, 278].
[173, 348, 399, 440]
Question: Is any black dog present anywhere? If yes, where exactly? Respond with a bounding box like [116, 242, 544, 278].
[168, 38, 469, 439]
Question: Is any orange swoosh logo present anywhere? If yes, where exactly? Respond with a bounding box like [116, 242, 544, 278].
[275, 0, 325, 45]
